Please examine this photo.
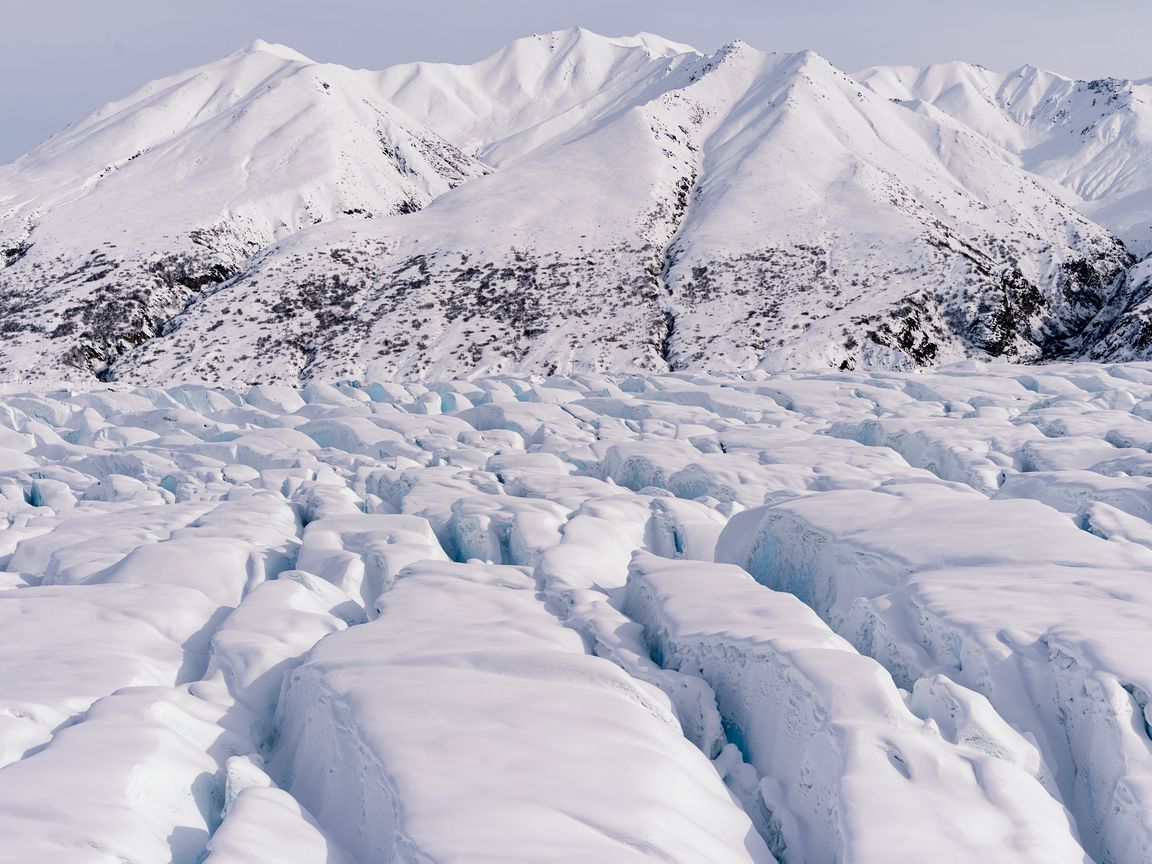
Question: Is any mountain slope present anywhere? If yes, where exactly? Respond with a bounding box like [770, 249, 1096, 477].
[115, 45, 712, 383]
[374, 28, 700, 165]
[119, 37, 1131, 385]
[858, 62, 1152, 257]
[646, 44, 1130, 371]
[0, 40, 486, 379]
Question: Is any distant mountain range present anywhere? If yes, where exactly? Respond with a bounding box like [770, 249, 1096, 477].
[3, 28, 1152, 384]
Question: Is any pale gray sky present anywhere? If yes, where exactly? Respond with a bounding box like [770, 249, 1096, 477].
[4, 0, 1149, 163]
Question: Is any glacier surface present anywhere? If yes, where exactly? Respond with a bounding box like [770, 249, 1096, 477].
[4, 363, 1152, 862]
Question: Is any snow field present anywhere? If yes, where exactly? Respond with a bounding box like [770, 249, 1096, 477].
[3, 363, 1152, 861]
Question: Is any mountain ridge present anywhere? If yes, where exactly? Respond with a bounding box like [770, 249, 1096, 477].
[1, 28, 1149, 385]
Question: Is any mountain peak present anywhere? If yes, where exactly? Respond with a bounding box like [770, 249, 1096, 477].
[630, 31, 699, 57]
[239, 39, 313, 64]
[523, 27, 697, 59]
[715, 39, 753, 57]
[1004, 62, 1066, 84]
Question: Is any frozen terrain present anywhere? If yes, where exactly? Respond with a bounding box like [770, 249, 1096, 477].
[5, 363, 1152, 861]
[3, 29, 1152, 383]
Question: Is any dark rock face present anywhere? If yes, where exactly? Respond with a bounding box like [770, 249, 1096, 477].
[0, 236, 244, 379]
[0, 208, 1136, 385]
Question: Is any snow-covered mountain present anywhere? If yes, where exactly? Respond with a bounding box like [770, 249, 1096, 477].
[375, 29, 700, 166]
[1, 29, 1149, 385]
[856, 60, 1152, 362]
[0, 40, 486, 378]
[858, 61, 1152, 257]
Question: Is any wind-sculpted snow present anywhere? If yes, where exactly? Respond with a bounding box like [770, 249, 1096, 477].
[5, 363, 1152, 861]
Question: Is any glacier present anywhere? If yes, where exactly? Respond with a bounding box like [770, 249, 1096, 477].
[2, 363, 1152, 862]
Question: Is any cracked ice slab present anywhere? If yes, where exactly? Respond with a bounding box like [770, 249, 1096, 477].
[272, 559, 776, 864]
[295, 512, 448, 609]
[623, 552, 1087, 864]
[0, 686, 259, 864]
[718, 481, 1152, 863]
[0, 582, 225, 768]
